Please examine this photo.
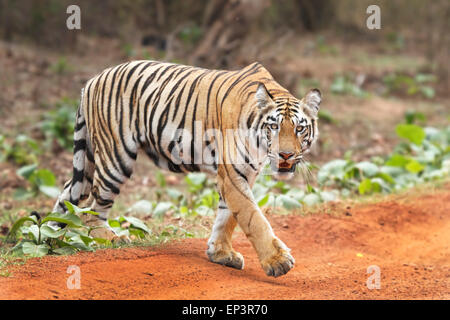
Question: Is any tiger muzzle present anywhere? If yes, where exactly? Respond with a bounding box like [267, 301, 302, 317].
[275, 152, 297, 173]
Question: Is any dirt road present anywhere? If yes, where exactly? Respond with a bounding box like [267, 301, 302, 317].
[1, 189, 449, 299]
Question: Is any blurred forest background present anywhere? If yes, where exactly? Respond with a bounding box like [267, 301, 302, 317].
[0, 0, 449, 244]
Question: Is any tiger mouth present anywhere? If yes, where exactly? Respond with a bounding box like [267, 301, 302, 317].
[277, 162, 296, 173]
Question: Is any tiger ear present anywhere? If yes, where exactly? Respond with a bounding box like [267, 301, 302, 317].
[303, 88, 321, 116]
[255, 82, 273, 109]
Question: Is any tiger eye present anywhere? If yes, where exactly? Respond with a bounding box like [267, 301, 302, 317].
[270, 123, 279, 130]
[296, 125, 305, 133]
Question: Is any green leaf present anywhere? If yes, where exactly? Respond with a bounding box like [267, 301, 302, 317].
[93, 237, 112, 245]
[179, 206, 189, 216]
[355, 161, 379, 177]
[302, 194, 321, 206]
[152, 202, 174, 218]
[375, 172, 395, 185]
[7, 216, 38, 239]
[108, 219, 121, 228]
[285, 188, 305, 201]
[53, 247, 77, 255]
[13, 188, 35, 200]
[396, 124, 425, 146]
[195, 205, 215, 216]
[420, 86, 435, 99]
[16, 164, 37, 179]
[185, 173, 206, 190]
[22, 242, 50, 257]
[42, 212, 83, 228]
[64, 201, 99, 215]
[415, 74, 436, 83]
[167, 188, 183, 201]
[252, 183, 269, 199]
[80, 235, 94, 246]
[257, 194, 270, 207]
[40, 225, 66, 239]
[30, 169, 56, 187]
[370, 178, 388, 192]
[320, 191, 337, 202]
[278, 195, 302, 209]
[370, 178, 386, 192]
[317, 159, 348, 184]
[156, 171, 166, 188]
[405, 110, 426, 124]
[122, 216, 150, 233]
[318, 109, 337, 124]
[128, 200, 153, 215]
[21, 224, 40, 242]
[385, 154, 409, 167]
[358, 178, 372, 195]
[68, 235, 94, 251]
[39, 185, 60, 198]
[405, 160, 425, 173]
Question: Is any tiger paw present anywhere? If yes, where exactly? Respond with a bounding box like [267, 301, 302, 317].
[260, 238, 295, 277]
[89, 226, 117, 241]
[207, 248, 244, 270]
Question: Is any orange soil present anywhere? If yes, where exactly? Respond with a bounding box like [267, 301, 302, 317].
[1, 190, 449, 300]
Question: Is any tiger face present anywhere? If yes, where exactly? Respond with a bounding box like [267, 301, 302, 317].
[255, 83, 321, 180]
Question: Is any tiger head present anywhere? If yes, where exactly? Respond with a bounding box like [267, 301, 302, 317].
[255, 83, 321, 181]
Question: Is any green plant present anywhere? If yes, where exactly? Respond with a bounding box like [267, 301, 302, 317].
[0, 134, 40, 165]
[14, 164, 60, 200]
[40, 98, 77, 150]
[179, 24, 203, 46]
[385, 32, 405, 51]
[253, 171, 336, 210]
[297, 78, 321, 97]
[382, 73, 436, 99]
[318, 124, 449, 196]
[315, 36, 338, 55]
[8, 201, 150, 257]
[122, 43, 135, 58]
[108, 215, 151, 239]
[330, 74, 369, 98]
[318, 109, 337, 124]
[404, 110, 426, 125]
[50, 57, 72, 75]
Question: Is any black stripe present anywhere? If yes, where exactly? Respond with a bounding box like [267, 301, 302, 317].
[96, 169, 121, 194]
[73, 139, 86, 153]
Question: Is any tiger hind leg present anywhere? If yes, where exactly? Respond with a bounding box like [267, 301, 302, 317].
[206, 198, 244, 270]
[83, 149, 136, 242]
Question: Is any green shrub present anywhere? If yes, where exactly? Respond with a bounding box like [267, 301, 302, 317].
[14, 164, 60, 200]
[318, 124, 449, 195]
[40, 98, 77, 151]
[382, 73, 436, 99]
[330, 74, 369, 98]
[0, 134, 40, 165]
[8, 201, 150, 257]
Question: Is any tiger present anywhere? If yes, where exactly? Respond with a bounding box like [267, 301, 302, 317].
[52, 60, 321, 277]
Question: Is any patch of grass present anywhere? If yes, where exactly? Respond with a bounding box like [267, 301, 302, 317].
[0, 250, 28, 277]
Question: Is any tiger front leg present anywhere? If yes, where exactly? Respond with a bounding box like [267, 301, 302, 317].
[217, 167, 295, 277]
[234, 206, 295, 277]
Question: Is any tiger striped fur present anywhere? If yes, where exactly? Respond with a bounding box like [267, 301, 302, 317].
[53, 60, 321, 277]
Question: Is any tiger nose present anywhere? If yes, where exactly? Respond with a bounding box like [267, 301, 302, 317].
[279, 152, 294, 160]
